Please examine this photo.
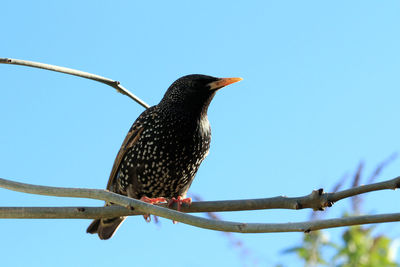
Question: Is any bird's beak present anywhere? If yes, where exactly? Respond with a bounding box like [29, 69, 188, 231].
[208, 77, 243, 91]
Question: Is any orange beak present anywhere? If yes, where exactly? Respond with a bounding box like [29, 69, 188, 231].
[208, 77, 243, 91]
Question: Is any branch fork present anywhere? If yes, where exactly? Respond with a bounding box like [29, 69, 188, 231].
[0, 176, 399, 233]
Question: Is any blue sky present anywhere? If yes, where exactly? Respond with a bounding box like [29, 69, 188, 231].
[1, 1, 400, 266]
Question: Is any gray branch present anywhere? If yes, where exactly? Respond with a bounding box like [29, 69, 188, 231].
[0, 176, 399, 233]
[1, 57, 400, 233]
[0, 57, 150, 109]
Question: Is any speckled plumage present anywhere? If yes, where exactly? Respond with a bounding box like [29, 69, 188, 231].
[115, 104, 211, 199]
[87, 74, 241, 239]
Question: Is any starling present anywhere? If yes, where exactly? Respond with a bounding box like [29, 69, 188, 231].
[87, 74, 242, 239]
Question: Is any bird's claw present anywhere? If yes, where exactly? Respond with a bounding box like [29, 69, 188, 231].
[143, 214, 151, 223]
[140, 196, 167, 223]
[168, 196, 192, 211]
[168, 196, 192, 224]
[138, 196, 191, 224]
[140, 196, 167, 204]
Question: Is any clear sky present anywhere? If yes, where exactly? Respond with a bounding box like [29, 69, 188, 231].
[1, 1, 399, 266]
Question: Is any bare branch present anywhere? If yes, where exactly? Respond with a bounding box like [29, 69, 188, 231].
[0, 206, 137, 219]
[327, 176, 400, 203]
[0, 57, 150, 109]
[1, 206, 400, 233]
[3, 57, 398, 234]
[0, 176, 399, 233]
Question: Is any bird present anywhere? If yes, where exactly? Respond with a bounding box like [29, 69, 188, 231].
[87, 74, 242, 239]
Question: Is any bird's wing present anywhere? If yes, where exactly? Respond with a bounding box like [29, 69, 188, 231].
[106, 124, 144, 191]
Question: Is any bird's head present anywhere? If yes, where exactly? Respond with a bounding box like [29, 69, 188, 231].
[160, 74, 242, 115]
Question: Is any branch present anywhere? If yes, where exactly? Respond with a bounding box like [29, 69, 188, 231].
[3, 57, 398, 233]
[0, 57, 150, 109]
[0, 176, 399, 233]
[1, 206, 399, 234]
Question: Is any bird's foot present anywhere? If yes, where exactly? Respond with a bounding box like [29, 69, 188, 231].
[168, 196, 192, 211]
[140, 196, 167, 222]
[168, 196, 192, 224]
[140, 196, 167, 204]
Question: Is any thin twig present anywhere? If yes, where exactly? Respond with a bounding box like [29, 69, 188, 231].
[0, 176, 399, 233]
[0, 57, 150, 109]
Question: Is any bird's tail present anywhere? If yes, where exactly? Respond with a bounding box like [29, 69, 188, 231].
[86, 215, 126, 240]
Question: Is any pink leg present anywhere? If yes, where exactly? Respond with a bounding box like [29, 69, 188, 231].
[140, 196, 167, 204]
[140, 196, 167, 222]
[168, 196, 192, 224]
